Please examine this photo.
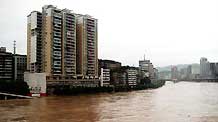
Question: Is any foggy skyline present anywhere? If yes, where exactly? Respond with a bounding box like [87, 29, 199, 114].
[0, 0, 218, 67]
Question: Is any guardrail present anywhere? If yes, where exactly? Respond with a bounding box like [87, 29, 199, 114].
[0, 92, 32, 100]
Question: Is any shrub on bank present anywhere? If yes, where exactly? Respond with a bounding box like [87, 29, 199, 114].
[0, 80, 30, 95]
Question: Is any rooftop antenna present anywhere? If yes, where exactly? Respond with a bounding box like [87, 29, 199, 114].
[13, 40, 16, 54]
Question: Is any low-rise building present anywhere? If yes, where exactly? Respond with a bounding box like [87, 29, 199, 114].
[126, 68, 137, 87]
[111, 72, 127, 87]
[13, 54, 27, 81]
[98, 59, 121, 75]
[100, 68, 110, 87]
[0, 47, 13, 81]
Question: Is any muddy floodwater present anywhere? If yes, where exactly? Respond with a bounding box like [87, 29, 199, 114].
[1, 81, 218, 122]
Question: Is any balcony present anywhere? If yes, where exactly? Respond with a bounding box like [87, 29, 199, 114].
[53, 13, 62, 19]
[54, 23, 61, 28]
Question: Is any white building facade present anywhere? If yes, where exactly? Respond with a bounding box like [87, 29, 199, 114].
[100, 68, 110, 87]
[126, 69, 137, 87]
[24, 72, 46, 97]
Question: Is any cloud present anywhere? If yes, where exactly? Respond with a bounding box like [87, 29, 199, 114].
[0, 0, 218, 67]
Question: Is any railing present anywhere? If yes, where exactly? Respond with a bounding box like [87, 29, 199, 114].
[0, 92, 32, 100]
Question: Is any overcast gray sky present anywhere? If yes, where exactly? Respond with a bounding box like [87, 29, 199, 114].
[0, 0, 218, 67]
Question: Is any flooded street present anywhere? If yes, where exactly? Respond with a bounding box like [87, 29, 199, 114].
[1, 81, 218, 122]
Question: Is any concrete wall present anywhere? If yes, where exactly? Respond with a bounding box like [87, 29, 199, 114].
[24, 72, 46, 96]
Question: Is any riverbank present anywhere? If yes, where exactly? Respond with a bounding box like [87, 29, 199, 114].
[51, 80, 165, 95]
[0, 81, 30, 100]
[0, 80, 165, 99]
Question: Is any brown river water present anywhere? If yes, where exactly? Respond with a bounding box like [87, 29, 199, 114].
[0, 81, 218, 122]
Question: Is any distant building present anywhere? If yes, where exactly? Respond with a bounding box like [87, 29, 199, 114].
[216, 63, 218, 78]
[186, 65, 192, 79]
[191, 64, 200, 75]
[126, 68, 137, 87]
[171, 66, 178, 80]
[110, 66, 138, 87]
[153, 68, 158, 79]
[0, 47, 6, 52]
[0, 48, 13, 81]
[200, 57, 210, 78]
[111, 72, 126, 87]
[98, 59, 122, 86]
[209, 63, 217, 79]
[199, 57, 218, 79]
[187, 65, 192, 74]
[139, 58, 154, 79]
[158, 71, 171, 80]
[13, 54, 27, 81]
[179, 67, 188, 80]
[149, 63, 155, 78]
[100, 68, 110, 87]
[139, 60, 150, 71]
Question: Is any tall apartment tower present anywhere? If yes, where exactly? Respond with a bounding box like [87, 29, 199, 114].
[27, 5, 98, 80]
[27, 11, 42, 72]
[76, 15, 98, 77]
[41, 5, 77, 76]
[62, 9, 77, 76]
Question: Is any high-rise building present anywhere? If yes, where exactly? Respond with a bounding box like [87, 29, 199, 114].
[41, 5, 77, 77]
[76, 14, 98, 78]
[42, 5, 63, 75]
[27, 11, 42, 73]
[62, 9, 77, 76]
[27, 5, 98, 81]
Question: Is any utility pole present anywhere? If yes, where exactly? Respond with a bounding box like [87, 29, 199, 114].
[13, 40, 16, 54]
